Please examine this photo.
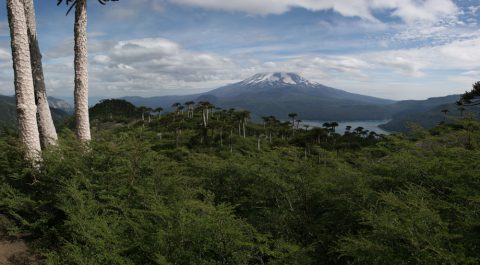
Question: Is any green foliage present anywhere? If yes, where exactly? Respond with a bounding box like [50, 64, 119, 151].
[90, 99, 141, 122]
[2, 100, 480, 264]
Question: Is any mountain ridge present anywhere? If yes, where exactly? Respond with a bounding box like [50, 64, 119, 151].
[0, 95, 72, 128]
[124, 72, 395, 121]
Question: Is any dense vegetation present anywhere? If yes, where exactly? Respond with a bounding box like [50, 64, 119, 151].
[1, 99, 480, 264]
[379, 95, 463, 132]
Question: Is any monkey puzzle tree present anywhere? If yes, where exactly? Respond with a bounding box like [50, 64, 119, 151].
[198, 101, 213, 128]
[178, 105, 185, 116]
[172, 102, 181, 115]
[239, 111, 250, 138]
[295, 119, 302, 130]
[441, 109, 449, 122]
[288, 113, 297, 128]
[58, 0, 119, 143]
[185, 101, 195, 118]
[459, 81, 480, 105]
[137, 106, 149, 121]
[155, 107, 163, 119]
[146, 107, 153, 123]
[288, 112, 298, 136]
[354, 127, 364, 136]
[7, 0, 41, 161]
[331, 122, 339, 133]
[23, 0, 58, 147]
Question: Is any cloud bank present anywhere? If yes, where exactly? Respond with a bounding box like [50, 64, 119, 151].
[170, 0, 458, 23]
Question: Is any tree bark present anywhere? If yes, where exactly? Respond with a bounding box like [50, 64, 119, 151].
[7, 0, 41, 161]
[23, 0, 57, 147]
[202, 110, 207, 128]
[242, 119, 246, 138]
[74, 0, 91, 142]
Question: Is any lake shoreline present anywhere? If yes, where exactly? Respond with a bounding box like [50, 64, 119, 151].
[302, 119, 392, 135]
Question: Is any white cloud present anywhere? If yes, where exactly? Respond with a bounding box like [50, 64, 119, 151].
[1, 20, 478, 99]
[169, 0, 458, 23]
[85, 38, 243, 96]
[27, 34, 480, 98]
[103, 0, 164, 19]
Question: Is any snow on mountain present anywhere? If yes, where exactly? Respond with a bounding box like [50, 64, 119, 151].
[240, 72, 314, 86]
[124, 72, 396, 121]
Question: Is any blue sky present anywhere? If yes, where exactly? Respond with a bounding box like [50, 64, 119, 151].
[0, 0, 480, 100]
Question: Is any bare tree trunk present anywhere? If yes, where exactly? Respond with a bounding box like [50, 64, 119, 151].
[7, 0, 41, 161]
[175, 128, 179, 148]
[23, 0, 57, 147]
[206, 108, 209, 124]
[74, 0, 91, 142]
[242, 119, 246, 138]
[229, 129, 233, 152]
[202, 110, 207, 128]
[220, 129, 223, 147]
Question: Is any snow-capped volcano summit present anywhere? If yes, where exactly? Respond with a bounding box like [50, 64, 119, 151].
[124, 72, 395, 122]
[240, 72, 314, 86]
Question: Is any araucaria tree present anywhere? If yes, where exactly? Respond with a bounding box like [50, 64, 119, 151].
[7, 0, 41, 160]
[23, 0, 58, 147]
[288, 112, 297, 136]
[72, 0, 90, 142]
[59, 0, 119, 142]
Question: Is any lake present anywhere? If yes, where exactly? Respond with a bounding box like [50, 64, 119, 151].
[302, 120, 391, 135]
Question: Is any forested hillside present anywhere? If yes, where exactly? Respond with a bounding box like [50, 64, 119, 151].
[379, 95, 474, 132]
[1, 99, 479, 264]
[0, 95, 71, 128]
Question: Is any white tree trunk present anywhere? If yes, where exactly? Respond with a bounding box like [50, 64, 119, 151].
[23, 0, 57, 147]
[202, 110, 207, 128]
[74, 0, 91, 142]
[7, 0, 41, 161]
[243, 119, 246, 138]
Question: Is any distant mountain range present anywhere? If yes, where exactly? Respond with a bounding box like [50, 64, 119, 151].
[0, 95, 72, 128]
[0, 73, 470, 132]
[123, 72, 469, 131]
[380, 95, 478, 132]
[124, 72, 395, 121]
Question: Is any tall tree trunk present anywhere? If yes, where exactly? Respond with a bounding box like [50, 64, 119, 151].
[220, 129, 223, 147]
[242, 119, 246, 138]
[74, 0, 91, 142]
[23, 0, 57, 147]
[202, 110, 207, 128]
[206, 108, 209, 124]
[7, 0, 41, 161]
